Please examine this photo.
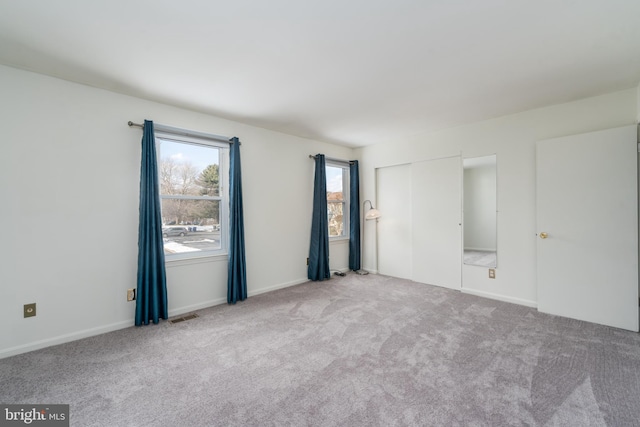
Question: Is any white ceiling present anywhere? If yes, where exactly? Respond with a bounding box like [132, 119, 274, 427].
[0, 1, 639, 148]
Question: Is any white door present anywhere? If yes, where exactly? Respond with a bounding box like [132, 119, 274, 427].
[376, 164, 412, 279]
[536, 125, 638, 331]
[412, 157, 462, 290]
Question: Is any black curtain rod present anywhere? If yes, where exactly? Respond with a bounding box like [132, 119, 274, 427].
[308, 154, 355, 165]
[128, 121, 238, 145]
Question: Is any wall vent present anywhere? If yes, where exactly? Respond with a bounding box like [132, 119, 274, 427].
[169, 313, 199, 324]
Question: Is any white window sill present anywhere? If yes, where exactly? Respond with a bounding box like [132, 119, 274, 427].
[329, 236, 349, 243]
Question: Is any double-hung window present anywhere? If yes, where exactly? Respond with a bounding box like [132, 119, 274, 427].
[326, 161, 350, 239]
[156, 131, 229, 260]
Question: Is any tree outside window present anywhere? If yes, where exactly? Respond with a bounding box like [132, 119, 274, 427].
[326, 164, 349, 238]
[156, 136, 227, 258]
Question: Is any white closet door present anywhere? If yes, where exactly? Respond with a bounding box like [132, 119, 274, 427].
[536, 125, 638, 331]
[376, 164, 412, 279]
[412, 157, 462, 289]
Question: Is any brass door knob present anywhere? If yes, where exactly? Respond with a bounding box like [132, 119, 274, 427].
[539, 232, 548, 239]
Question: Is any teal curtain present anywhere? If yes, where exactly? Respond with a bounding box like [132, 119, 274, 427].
[135, 120, 168, 326]
[349, 160, 361, 270]
[227, 138, 247, 304]
[308, 154, 330, 281]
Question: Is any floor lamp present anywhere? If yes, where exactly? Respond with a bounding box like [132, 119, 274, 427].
[356, 200, 381, 275]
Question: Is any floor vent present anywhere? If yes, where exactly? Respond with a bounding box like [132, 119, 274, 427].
[169, 313, 199, 324]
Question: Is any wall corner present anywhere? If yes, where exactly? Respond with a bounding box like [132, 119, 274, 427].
[636, 82, 640, 123]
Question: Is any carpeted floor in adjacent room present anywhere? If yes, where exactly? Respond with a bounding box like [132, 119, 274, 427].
[1, 273, 640, 426]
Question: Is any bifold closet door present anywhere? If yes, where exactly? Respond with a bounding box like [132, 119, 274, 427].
[411, 157, 462, 289]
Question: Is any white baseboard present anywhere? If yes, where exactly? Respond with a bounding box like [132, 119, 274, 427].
[249, 277, 309, 297]
[0, 274, 374, 360]
[461, 287, 537, 308]
[172, 278, 315, 316]
[168, 298, 227, 317]
[0, 320, 133, 360]
[0, 297, 239, 360]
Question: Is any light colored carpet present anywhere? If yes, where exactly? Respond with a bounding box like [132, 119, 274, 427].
[1, 273, 640, 426]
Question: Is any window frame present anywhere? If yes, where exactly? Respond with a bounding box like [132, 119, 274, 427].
[155, 130, 229, 261]
[326, 160, 350, 241]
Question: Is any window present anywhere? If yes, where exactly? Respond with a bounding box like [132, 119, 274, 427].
[326, 162, 349, 239]
[156, 131, 228, 259]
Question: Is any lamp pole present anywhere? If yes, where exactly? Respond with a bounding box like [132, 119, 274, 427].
[357, 200, 381, 275]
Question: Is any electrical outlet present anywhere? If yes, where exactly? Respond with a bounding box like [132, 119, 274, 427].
[488, 269, 496, 279]
[127, 288, 136, 301]
[24, 303, 36, 318]
[306, 257, 309, 265]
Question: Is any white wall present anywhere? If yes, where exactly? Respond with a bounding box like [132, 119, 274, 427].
[358, 88, 638, 307]
[0, 65, 353, 358]
[637, 83, 640, 302]
[463, 165, 497, 251]
[637, 83, 640, 122]
[376, 164, 412, 278]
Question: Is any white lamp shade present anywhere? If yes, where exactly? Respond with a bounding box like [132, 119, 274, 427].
[365, 208, 381, 220]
